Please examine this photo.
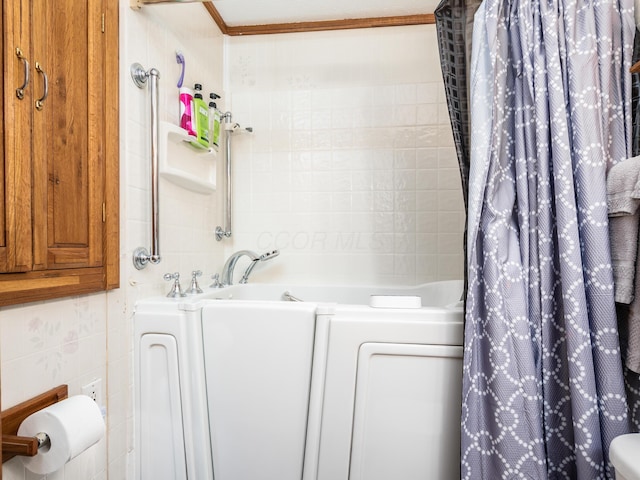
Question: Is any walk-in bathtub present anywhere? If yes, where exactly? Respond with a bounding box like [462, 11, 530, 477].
[134, 280, 464, 480]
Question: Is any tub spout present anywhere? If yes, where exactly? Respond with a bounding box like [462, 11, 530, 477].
[220, 249, 280, 285]
[239, 250, 280, 284]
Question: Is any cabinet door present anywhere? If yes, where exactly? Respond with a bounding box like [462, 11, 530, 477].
[1, 0, 34, 273]
[0, 0, 5, 272]
[31, 0, 104, 270]
[0, 0, 118, 305]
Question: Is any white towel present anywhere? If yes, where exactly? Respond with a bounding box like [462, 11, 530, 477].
[627, 249, 640, 372]
[607, 155, 640, 304]
[610, 215, 640, 303]
[608, 155, 640, 216]
[607, 155, 640, 373]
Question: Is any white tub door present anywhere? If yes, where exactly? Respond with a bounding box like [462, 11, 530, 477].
[349, 343, 463, 480]
[201, 301, 317, 480]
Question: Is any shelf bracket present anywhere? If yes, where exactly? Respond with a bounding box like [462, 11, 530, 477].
[130, 0, 209, 9]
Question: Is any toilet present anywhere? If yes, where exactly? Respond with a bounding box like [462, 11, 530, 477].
[611, 434, 640, 480]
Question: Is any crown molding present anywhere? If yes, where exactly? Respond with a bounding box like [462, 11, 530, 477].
[203, 2, 434, 36]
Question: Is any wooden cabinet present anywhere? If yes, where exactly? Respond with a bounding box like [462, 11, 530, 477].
[0, 0, 119, 306]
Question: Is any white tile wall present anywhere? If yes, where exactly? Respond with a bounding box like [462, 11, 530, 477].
[111, 3, 225, 479]
[1, 295, 109, 480]
[226, 25, 464, 285]
[1, 2, 225, 480]
[1, 12, 464, 480]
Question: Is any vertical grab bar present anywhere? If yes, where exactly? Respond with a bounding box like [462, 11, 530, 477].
[215, 112, 233, 241]
[131, 63, 162, 269]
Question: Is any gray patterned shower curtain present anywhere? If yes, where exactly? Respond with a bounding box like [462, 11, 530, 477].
[456, 0, 635, 477]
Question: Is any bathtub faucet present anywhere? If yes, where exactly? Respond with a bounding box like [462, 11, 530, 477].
[220, 249, 280, 285]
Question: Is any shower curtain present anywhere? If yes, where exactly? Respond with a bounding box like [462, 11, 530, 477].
[462, 0, 635, 477]
[434, 0, 481, 209]
[434, 0, 481, 301]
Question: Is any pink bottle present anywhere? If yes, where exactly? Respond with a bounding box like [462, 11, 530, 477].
[179, 86, 196, 136]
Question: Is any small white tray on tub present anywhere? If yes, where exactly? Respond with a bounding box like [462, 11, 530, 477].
[369, 295, 422, 309]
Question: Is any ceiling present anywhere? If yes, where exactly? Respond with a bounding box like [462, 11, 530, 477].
[209, 0, 440, 27]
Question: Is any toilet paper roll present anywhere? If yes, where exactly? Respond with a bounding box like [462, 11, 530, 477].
[17, 395, 105, 475]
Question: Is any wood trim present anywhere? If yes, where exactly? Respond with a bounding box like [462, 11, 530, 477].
[226, 14, 436, 36]
[2, 435, 37, 458]
[202, 2, 434, 36]
[0, 0, 5, 284]
[88, 0, 106, 270]
[631, 60, 640, 74]
[104, 0, 120, 290]
[203, 2, 228, 34]
[0, 268, 106, 306]
[131, 0, 207, 7]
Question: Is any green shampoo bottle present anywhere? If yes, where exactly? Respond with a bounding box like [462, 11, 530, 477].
[191, 83, 210, 148]
[209, 92, 221, 151]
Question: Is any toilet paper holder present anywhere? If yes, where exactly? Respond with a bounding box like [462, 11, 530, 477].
[1, 384, 68, 463]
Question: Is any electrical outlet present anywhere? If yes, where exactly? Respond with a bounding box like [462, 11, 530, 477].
[82, 378, 103, 406]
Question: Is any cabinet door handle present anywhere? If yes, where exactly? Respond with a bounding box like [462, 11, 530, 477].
[35, 62, 48, 111]
[15, 47, 29, 100]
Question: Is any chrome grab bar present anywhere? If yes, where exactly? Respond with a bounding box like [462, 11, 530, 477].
[216, 112, 233, 241]
[131, 63, 162, 270]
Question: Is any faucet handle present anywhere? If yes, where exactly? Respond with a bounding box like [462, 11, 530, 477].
[186, 270, 203, 295]
[163, 272, 186, 298]
[210, 273, 223, 288]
